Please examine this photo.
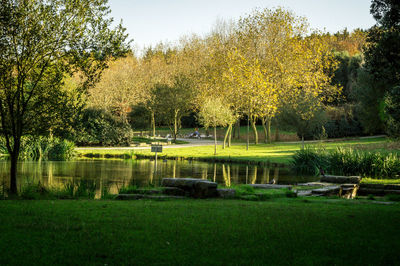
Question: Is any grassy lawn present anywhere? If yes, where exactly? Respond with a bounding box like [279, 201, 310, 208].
[0, 198, 399, 265]
[132, 137, 388, 165]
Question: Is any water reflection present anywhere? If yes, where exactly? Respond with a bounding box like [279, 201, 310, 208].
[0, 159, 318, 197]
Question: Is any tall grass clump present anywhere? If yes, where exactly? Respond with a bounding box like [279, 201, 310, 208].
[291, 146, 327, 175]
[291, 146, 400, 179]
[19, 180, 97, 199]
[0, 136, 75, 160]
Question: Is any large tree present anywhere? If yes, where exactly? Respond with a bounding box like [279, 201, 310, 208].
[360, 0, 400, 135]
[0, 0, 129, 194]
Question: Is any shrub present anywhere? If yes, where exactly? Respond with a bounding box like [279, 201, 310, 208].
[75, 108, 132, 146]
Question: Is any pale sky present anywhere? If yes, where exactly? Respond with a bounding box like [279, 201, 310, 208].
[108, 0, 376, 51]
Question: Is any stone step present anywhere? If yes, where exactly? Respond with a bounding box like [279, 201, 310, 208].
[161, 178, 218, 198]
[297, 190, 312, 197]
[115, 194, 186, 200]
[249, 184, 292, 190]
[312, 186, 341, 196]
[320, 175, 361, 184]
[358, 188, 400, 196]
[360, 183, 400, 190]
[217, 188, 236, 199]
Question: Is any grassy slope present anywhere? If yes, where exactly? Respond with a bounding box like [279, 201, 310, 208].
[133, 137, 387, 164]
[0, 199, 399, 265]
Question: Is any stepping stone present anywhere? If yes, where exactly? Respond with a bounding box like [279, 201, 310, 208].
[297, 190, 312, 197]
[115, 194, 185, 200]
[249, 184, 292, 190]
[297, 182, 334, 187]
[217, 189, 236, 199]
[161, 178, 218, 198]
[312, 186, 341, 196]
[162, 187, 187, 196]
[320, 175, 361, 184]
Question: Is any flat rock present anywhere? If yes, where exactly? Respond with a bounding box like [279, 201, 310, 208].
[162, 187, 187, 196]
[312, 186, 341, 196]
[320, 175, 361, 184]
[115, 194, 185, 200]
[249, 184, 292, 190]
[161, 178, 218, 198]
[297, 182, 335, 187]
[360, 183, 400, 190]
[135, 189, 162, 195]
[358, 188, 400, 196]
[217, 189, 236, 199]
[297, 190, 312, 197]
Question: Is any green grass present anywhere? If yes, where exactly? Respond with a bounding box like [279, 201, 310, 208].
[131, 137, 388, 165]
[0, 199, 399, 265]
[76, 136, 389, 164]
[361, 178, 400, 184]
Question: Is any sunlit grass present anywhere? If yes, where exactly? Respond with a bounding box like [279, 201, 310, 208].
[77, 136, 389, 165]
[0, 199, 399, 265]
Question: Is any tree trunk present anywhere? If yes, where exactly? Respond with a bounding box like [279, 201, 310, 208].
[214, 126, 217, 155]
[223, 124, 232, 149]
[250, 118, 258, 145]
[233, 119, 240, 139]
[228, 124, 232, 147]
[173, 111, 178, 141]
[9, 136, 21, 195]
[151, 111, 156, 137]
[265, 118, 271, 143]
[301, 135, 305, 149]
[246, 114, 250, 150]
[10, 151, 18, 195]
[275, 122, 280, 141]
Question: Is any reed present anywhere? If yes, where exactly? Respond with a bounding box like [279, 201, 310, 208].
[291, 146, 400, 178]
[0, 136, 75, 160]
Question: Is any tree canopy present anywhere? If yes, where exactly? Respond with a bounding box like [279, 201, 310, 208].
[0, 0, 130, 194]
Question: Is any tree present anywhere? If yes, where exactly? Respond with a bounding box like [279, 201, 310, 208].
[0, 0, 129, 194]
[88, 54, 144, 122]
[384, 86, 400, 138]
[153, 75, 195, 141]
[198, 98, 235, 155]
[360, 0, 400, 136]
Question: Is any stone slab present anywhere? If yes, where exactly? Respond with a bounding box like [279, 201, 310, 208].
[249, 184, 292, 190]
[320, 175, 361, 184]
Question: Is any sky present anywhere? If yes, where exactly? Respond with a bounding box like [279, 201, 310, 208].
[108, 0, 376, 52]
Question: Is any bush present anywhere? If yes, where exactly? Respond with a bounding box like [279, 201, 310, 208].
[75, 108, 132, 146]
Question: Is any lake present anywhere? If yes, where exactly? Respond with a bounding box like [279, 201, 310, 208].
[0, 159, 318, 197]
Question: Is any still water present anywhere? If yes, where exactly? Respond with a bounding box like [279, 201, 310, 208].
[0, 159, 317, 196]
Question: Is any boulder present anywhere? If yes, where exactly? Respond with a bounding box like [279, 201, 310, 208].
[162, 187, 187, 196]
[320, 175, 361, 184]
[161, 178, 218, 198]
[217, 189, 236, 199]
